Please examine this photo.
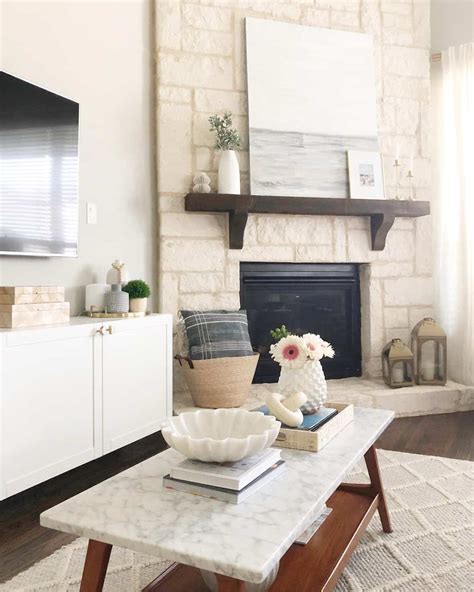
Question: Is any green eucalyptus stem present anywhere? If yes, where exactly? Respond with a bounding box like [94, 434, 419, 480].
[208, 112, 242, 151]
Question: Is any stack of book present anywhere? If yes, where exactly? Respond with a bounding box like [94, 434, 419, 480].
[0, 286, 70, 328]
[163, 448, 285, 504]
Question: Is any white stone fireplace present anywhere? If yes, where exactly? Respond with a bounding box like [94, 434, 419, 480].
[156, 0, 472, 415]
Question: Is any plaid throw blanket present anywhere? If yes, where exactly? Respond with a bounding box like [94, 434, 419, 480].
[180, 310, 254, 360]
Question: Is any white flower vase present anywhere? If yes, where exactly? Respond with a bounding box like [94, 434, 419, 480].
[278, 359, 327, 414]
[218, 150, 240, 194]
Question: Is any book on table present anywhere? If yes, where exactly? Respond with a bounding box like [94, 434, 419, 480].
[294, 505, 333, 545]
[170, 447, 281, 490]
[163, 459, 285, 504]
[256, 405, 338, 430]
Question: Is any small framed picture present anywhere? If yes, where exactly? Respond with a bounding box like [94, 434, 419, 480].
[347, 150, 385, 199]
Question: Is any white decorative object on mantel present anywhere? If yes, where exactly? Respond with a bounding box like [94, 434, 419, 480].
[218, 149, 240, 194]
[192, 172, 211, 193]
[161, 408, 280, 462]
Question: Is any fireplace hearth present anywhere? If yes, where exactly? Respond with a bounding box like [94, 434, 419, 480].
[240, 263, 362, 383]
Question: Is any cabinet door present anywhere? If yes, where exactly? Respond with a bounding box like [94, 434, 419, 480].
[102, 319, 170, 453]
[2, 327, 97, 498]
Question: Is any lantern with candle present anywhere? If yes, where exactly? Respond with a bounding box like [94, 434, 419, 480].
[411, 318, 447, 385]
[381, 338, 415, 389]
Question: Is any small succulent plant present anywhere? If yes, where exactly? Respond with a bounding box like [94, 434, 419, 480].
[270, 325, 291, 341]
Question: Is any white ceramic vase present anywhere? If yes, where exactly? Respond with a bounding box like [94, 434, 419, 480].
[130, 298, 147, 313]
[218, 150, 240, 194]
[278, 359, 327, 414]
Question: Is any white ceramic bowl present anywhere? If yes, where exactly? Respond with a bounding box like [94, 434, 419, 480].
[161, 408, 281, 463]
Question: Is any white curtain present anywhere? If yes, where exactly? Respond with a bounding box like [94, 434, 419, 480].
[434, 43, 474, 385]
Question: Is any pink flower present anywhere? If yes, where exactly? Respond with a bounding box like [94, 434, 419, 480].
[282, 343, 301, 361]
[270, 335, 307, 369]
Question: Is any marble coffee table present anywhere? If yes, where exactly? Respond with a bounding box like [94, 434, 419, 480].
[40, 407, 394, 592]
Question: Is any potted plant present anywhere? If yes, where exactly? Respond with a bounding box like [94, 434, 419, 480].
[123, 280, 151, 313]
[208, 112, 242, 194]
[270, 325, 335, 414]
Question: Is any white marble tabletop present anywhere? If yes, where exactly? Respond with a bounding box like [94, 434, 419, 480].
[40, 407, 393, 584]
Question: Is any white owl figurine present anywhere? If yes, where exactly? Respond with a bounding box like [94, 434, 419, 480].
[193, 172, 211, 193]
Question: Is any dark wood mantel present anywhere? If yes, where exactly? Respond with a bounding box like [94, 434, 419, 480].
[185, 193, 430, 251]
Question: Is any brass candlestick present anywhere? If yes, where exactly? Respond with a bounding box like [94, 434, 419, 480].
[407, 170, 414, 200]
[394, 159, 402, 200]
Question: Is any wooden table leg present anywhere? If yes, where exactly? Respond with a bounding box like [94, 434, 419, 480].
[216, 573, 247, 591]
[79, 539, 113, 592]
[365, 446, 392, 533]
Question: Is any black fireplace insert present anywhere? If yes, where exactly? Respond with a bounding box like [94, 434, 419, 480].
[240, 262, 362, 383]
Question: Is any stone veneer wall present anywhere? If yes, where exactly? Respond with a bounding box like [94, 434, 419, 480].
[156, 0, 433, 381]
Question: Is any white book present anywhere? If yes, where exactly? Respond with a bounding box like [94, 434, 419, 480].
[294, 506, 333, 545]
[170, 448, 281, 491]
[164, 461, 285, 505]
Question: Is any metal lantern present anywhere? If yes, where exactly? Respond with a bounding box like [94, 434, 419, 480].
[382, 338, 415, 389]
[411, 317, 447, 385]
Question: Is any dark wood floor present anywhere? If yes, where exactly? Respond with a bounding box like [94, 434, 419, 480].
[1, 411, 473, 583]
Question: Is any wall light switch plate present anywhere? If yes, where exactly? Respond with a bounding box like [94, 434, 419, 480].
[86, 203, 98, 225]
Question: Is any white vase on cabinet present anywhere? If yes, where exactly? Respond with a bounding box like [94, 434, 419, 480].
[218, 150, 240, 194]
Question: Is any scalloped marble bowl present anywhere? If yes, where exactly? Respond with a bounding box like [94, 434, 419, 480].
[161, 409, 281, 463]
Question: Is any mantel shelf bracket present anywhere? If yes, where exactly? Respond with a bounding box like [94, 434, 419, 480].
[228, 196, 252, 249]
[370, 213, 396, 251]
[184, 193, 430, 252]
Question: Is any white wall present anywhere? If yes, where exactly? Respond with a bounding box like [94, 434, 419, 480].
[0, 0, 157, 315]
[431, 0, 473, 52]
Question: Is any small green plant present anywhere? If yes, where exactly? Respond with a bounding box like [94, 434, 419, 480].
[123, 280, 151, 300]
[270, 325, 291, 341]
[208, 112, 242, 151]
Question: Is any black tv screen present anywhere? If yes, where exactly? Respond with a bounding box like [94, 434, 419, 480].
[0, 72, 79, 256]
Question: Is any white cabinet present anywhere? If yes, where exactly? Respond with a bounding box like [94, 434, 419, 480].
[102, 319, 170, 453]
[0, 314, 172, 499]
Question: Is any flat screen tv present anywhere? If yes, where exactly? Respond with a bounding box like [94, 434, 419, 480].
[0, 71, 79, 257]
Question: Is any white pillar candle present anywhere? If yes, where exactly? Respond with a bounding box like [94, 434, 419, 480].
[85, 284, 111, 313]
[422, 360, 435, 381]
[392, 367, 404, 383]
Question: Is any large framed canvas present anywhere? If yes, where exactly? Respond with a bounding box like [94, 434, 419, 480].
[245, 18, 379, 198]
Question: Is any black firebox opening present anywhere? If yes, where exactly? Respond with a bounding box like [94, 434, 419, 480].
[240, 263, 362, 383]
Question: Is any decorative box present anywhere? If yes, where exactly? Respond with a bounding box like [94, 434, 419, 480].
[0, 302, 70, 329]
[273, 402, 354, 452]
[0, 286, 65, 305]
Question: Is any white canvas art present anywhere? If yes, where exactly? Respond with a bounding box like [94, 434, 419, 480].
[245, 18, 379, 198]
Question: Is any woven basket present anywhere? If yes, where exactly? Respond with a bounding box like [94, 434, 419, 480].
[176, 353, 259, 408]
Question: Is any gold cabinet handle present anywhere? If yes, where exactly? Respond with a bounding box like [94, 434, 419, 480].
[96, 326, 105, 336]
[106, 325, 113, 335]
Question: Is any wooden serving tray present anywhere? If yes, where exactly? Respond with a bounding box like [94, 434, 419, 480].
[273, 402, 354, 452]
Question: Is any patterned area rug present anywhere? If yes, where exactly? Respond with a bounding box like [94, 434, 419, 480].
[1, 450, 473, 592]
